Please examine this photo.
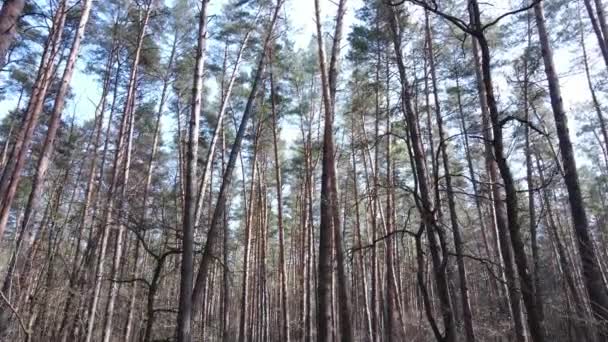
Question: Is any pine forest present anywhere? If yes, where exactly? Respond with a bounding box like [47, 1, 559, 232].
[2, 0, 608, 341]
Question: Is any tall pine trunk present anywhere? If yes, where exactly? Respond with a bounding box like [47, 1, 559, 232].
[468, 1, 545, 340]
[0, 0, 67, 243]
[425, 10, 475, 342]
[534, 1, 608, 337]
[270, 51, 291, 342]
[2, 0, 92, 301]
[314, 0, 353, 340]
[190, 0, 283, 317]
[0, 0, 25, 69]
[386, 4, 456, 341]
[176, 0, 210, 340]
[84, 4, 151, 341]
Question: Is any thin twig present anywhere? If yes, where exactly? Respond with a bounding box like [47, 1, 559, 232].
[0, 291, 29, 338]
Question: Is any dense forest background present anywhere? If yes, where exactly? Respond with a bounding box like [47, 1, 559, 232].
[1, 0, 608, 341]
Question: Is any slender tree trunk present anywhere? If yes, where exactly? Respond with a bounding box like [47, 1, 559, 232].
[592, 0, 608, 46]
[1, 0, 92, 300]
[371, 11, 382, 341]
[176, 98, 186, 211]
[101, 5, 152, 340]
[191, 0, 283, 317]
[123, 30, 176, 342]
[583, 0, 608, 69]
[143, 251, 173, 342]
[384, 87, 406, 342]
[0, 0, 67, 242]
[0, 86, 25, 179]
[300, 97, 315, 342]
[469, 1, 545, 340]
[386, 5, 456, 342]
[522, 9, 545, 325]
[0, 119, 15, 171]
[238, 122, 261, 342]
[471, 35, 526, 342]
[577, 4, 608, 172]
[66, 57, 121, 342]
[536, 153, 592, 338]
[313, 0, 352, 340]
[350, 119, 373, 341]
[358, 101, 385, 342]
[534, 1, 608, 337]
[425, 10, 475, 342]
[193, 30, 252, 227]
[0, 0, 25, 69]
[269, 50, 291, 342]
[84, 5, 151, 341]
[328, 1, 352, 339]
[176, 0, 210, 339]
[221, 120, 230, 341]
[454, 69, 500, 305]
[54, 30, 118, 339]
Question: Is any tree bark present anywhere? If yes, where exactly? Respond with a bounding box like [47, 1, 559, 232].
[237, 122, 261, 342]
[425, 10, 475, 342]
[1, 0, 92, 299]
[534, 1, 608, 337]
[124, 29, 177, 342]
[350, 126, 373, 342]
[536, 153, 591, 339]
[1, 2, 94, 336]
[176, 0, 210, 340]
[190, 0, 283, 316]
[579, 8, 608, 172]
[101, 3, 152, 338]
[468, 1, 545, 340]
[583, 0, 608, 69]
[193, 29, 252, 227]
[270, 50, 291, 342]
[471, 36, 526, 342]
[0, 0, 25, 69]
[84, 4, 151, 341]
[313, 0, 353, 340]
[0, 0, 67, 242]
[386, 4, 456, 341]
